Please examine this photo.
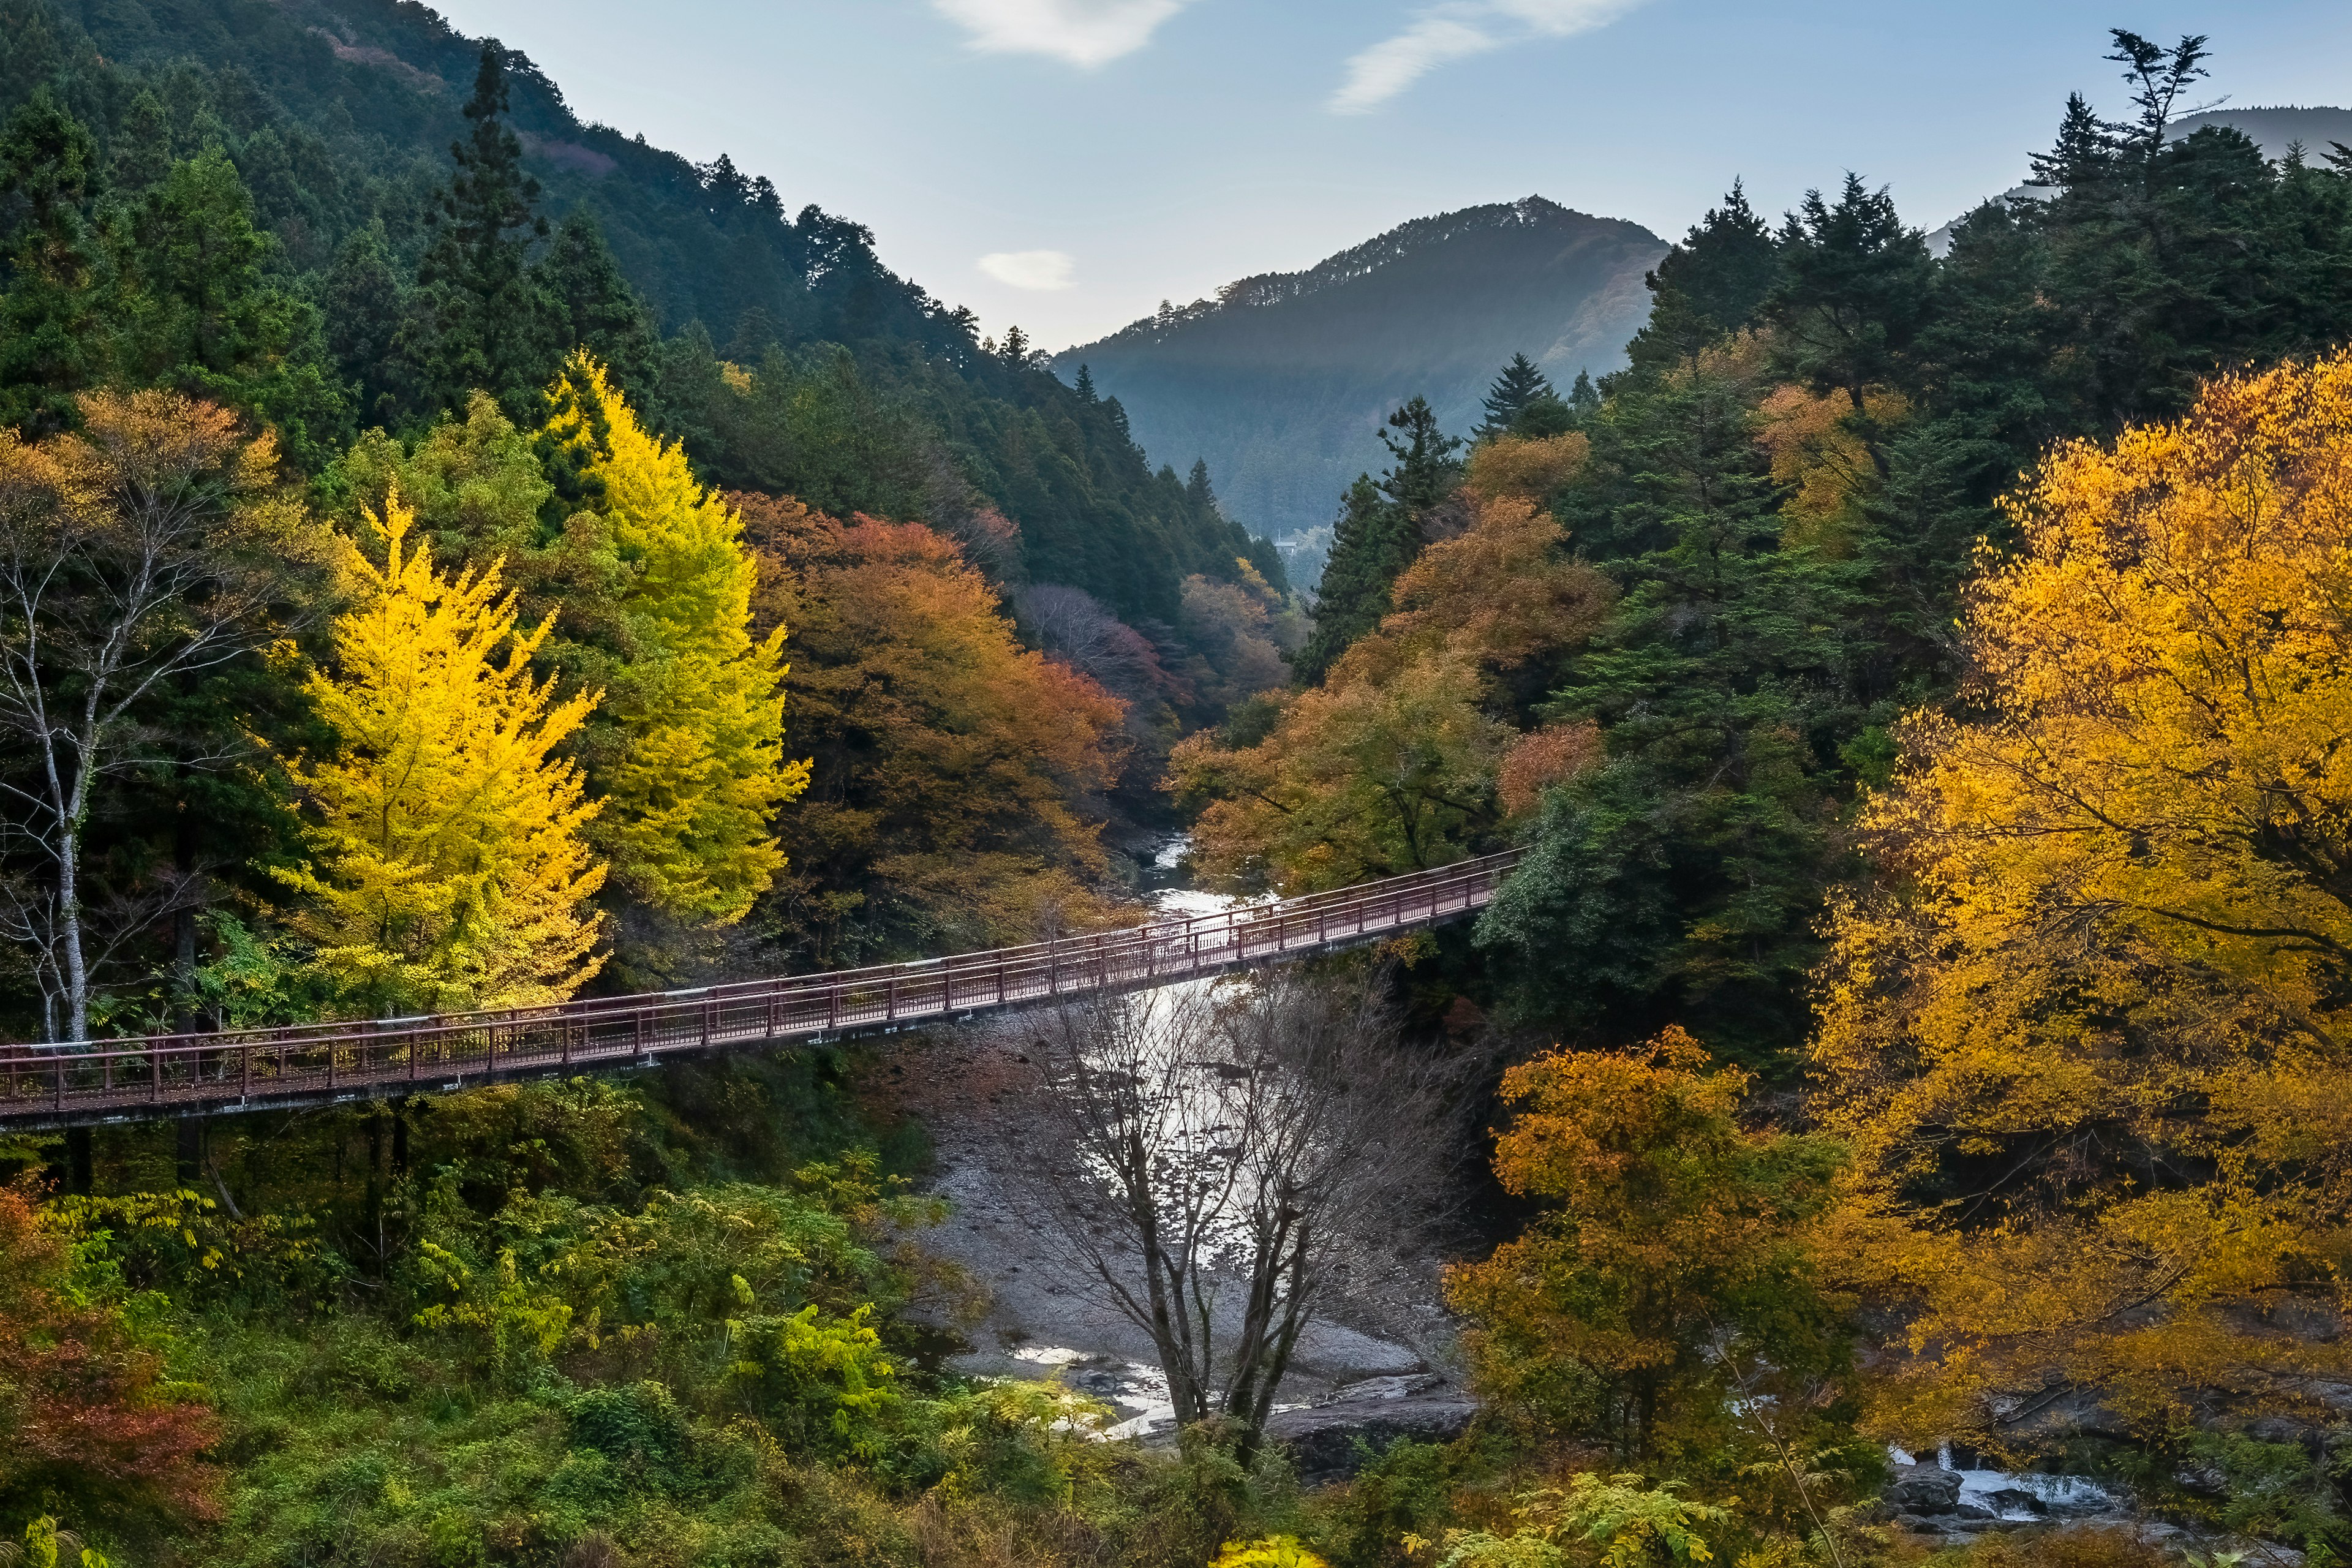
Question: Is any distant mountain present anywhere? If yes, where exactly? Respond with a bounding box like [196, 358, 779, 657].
[2169, 105, 2352, 163]
[1927, 106, 2352, 255]
[1054, 198, 1667, 543]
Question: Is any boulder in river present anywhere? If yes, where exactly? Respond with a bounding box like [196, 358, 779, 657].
[1262, 1390, 1478, 1483]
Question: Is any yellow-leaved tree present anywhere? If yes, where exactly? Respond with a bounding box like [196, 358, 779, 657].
[1812, 349, 2352, 1449]
[541, 352, 807, 924]
[282, 485, 606, 1014]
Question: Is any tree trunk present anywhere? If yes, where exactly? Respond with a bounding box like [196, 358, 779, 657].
[176, 1116, 202, 1188]
[59, 818, 88, 1042]
[65, 1125, 92, 1194]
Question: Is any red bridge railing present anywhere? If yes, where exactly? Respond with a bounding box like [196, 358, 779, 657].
[0, 850, 1520, 1128]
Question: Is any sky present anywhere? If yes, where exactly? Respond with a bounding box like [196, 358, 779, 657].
[428, 0, 2352, 353]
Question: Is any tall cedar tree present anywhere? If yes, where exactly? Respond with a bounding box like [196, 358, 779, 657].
[1294, 396, 1462, 685]
[1479, 353, 1555, 436]
[408, 43, 551, 423]
[0, 89, 104, 435]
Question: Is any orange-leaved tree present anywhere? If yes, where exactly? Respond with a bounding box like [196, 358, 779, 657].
[736, 494, 1126, 962]
[1447, 1027, 1848, 1466]
[1170, 491, 1610, 891]
[1811, 349, 2352, 1449]
[0, 1181, 220, 1536]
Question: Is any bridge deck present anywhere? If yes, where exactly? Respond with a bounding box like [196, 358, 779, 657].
[0, 851, 1518, 1128]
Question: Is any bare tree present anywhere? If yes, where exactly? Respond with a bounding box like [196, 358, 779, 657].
[1001, 966, 1463, 1461]
[0, 390, 311, 1041]
[1014, 581, 1174, 707]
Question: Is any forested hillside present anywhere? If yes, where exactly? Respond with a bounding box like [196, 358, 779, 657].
[1, 0, 1284, 622]
[1055, 198, 1665, 547]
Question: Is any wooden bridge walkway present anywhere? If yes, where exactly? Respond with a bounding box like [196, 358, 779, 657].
[0, 851, 1520, 1129]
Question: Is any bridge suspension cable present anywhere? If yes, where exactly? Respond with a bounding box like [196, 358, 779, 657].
[0, 851, 1520, 1128]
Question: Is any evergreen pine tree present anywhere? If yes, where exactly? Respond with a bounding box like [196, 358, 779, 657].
[537, 207, 656, 396]
[120, 148, 349, 466]
[1293, 473, 1395, 687]
[1185, 457, 1216, 514]
[0, 89, 107, 434]
[1295, 396, 1465, 684]
[322, 219, 404, 424]
[1653, 180, 1779, 331]
[1624, 183, 1784, 382]
[1763, 173, 1935, 471]
[406, 41, 554, 422]
[107, 89, 173, 198]
[1479, 352, 1554, 436]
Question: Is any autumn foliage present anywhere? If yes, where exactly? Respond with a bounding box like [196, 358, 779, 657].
[736, 494, 1126, 960]
[1812, 348, 2352, 1446]
[1447, 1027, 1844, 1459]
[1171, 491, 1610, 891]
[282, 487, 606, 1014]
[0, 1182, 219, 1529]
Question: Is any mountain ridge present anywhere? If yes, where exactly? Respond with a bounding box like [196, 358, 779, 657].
[1055, 196, 1666, 545]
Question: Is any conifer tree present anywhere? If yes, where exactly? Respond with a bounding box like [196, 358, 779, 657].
[1294, 475, 1395, 688]
[538, 208, 657, 399]
[281, 485, 606, 1016]
[542, 352, 805, 924]
[120, 148, 349, 466]
[1295, 397, 1464, 685]
[407, 42, 552, 421]
[0, 89, 106, 435]
[322, 221, 404, 424]
[1479, 353, 1554, 436]
[1763, 173, 1935, 477]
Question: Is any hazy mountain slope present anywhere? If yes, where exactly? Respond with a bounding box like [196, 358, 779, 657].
[1055, 198, 1667, 540]
[2171, 105, 2352, 163]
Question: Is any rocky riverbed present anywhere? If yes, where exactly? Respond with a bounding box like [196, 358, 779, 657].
[1876, 1453, 2307, 1564]
[865, 835, 1475, 1468]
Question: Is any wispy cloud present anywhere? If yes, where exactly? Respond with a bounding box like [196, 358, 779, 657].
[933, 0, 1189, 69]
[979, 250, 1078, 290]
[1330, 0, 1649, 113]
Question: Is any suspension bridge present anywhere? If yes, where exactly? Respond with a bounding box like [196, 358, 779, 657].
[0, 851, 1521, 1129]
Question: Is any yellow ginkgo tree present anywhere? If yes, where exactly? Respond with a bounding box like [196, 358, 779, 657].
[281, 484, 607, 1014]
[541, 352, 808, 924]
